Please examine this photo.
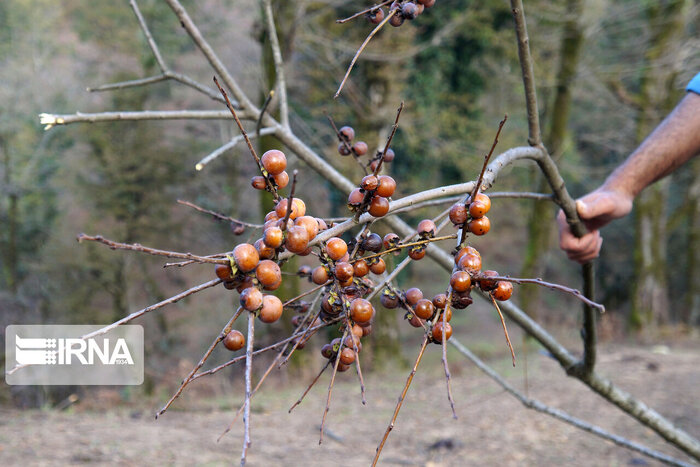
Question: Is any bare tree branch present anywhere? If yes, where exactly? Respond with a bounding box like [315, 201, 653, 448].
[262, 0, 290, 129]
[39, 110, 254, 129]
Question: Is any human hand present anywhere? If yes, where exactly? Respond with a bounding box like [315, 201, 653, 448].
[557, 188, 634, 263]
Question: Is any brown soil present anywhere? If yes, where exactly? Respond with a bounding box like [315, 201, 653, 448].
[1, 342, 698, 466]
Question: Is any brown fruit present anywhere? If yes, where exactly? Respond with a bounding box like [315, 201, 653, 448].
[479, 270, 499, 291]
[382, 148, 395, 162]
[261, 149, 287, 175]
[223, 330, 245, 351]
[316, 218, 328, 231]
[337, 363, 351, 372]
[469, 200, 489, 219]
[348, 188, 365, 208]
[295, 216, 319, 240]
[432, 321, 453, 343]
[458, 253, 482, 274]
[352, 324, 364, 338]
[361, 174, 378, 191]
[472, 193, 491, 212]
[408, 314, 424, 328]
[369, 258, 386, 274]
[334, 262, 354, 282]
[362, 233, 383, 253]
[441, 307, 452, 322]
[285, 226, 310, 253]
[383, 233, 400, 249]
[380, 291, 399, 309]
[338, 143, 351, 156]
[369, 196, 390, 217]
[376, 175, 396, 198]
[362, 325, 373, 337]
[321, 343, 334, 359]
[353, 141, 368, 156]
[468, 216, 490, 236]
[256, 260, 282, 289]
[452, 290, 473, 309]
[432, 293, 448, 309]
[455, 246, 481, 265]
[405, 287, 423, 306]
[417, 219, 437, 237]
[240, 287, 263, 311]
[251, 176, 266, 190]
[326, 237, 348, 261]
[492, 281, 513, 301]
[264, 211, 279, 222]
[408, 246, 426, 260]
[236, 276, 255, 293]
[450, 271, 472, 293]
[366, 7, 385, 24]
[389, 11, 404, 27]
[418, 0, 436, 7]
[273, 171, 289, 189]
[275, 198, 306, 220]
[340, 347, 356, 365]
[215, 264, 235, 282]
[312, 266, 330, 285]
[449, 203, 468, 225]
[254, 238, 275, 260]
[233, 243, 260, 273]
[353, 259, 370, 277]
[350, 298, 374, 323]
[263, 226, 284, 249]
[414, 299, 435, 320]
[259, 294, 283, 323]
[339, 125, 355, 141]
[402, 2, 418, 19]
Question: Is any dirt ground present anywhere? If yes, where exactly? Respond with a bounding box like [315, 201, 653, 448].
[1, 341, 699, 467]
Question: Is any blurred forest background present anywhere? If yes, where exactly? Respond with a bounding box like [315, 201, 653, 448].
[1, 0, 699, 409]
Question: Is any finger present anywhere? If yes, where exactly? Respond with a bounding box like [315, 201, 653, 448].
[569, 236, 603, 263]
[560, 230, 599, 253]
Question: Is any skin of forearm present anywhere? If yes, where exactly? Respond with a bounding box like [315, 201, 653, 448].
[602, 92, 700, 199]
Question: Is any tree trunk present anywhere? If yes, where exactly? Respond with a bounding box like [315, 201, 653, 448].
[629, 0, 686, 329]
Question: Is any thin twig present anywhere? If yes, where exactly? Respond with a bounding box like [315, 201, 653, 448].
[490, 295, 516, 367]
[256, 90, 275, 137]
[352, 234, 456, 264]
[156, 309, 243, 418]
[289, 361, 332, 413]
[193, 318, 339, 381]
[319, 328, 348, 445]
[87, 75, 168, 93]
[372, 102, 403, 176]
[441, 297, 457, 419]
[196, 128, 276, 171]
[473, 274, 605, 312]
[177, 199, 263, 228]
[336, 0, 393, 23]
[262, 0, 289, 129]
[213, 76, 280, 201]
[77, 233, 229, 265]
[129, 0, 168, 70]
[373, 336, 429, 467]
[470, 115, 507, 200]
[334, 8, 396, 99]
[82, 279, 221, 339]
[343, 310, 366, 405]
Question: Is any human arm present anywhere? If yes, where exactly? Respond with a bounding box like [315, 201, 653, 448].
[558, 91, 700, 263]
